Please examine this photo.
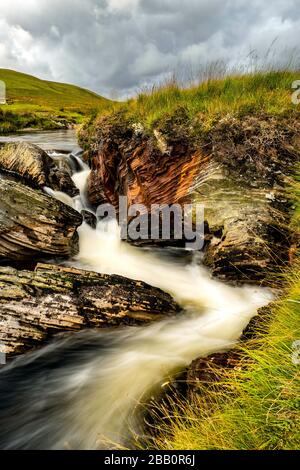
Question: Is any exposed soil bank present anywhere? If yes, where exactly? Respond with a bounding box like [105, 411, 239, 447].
[79, 110, 300, 282]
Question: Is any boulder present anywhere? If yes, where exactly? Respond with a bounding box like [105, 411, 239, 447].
[192, 166, 292, 281]
[0, 142, 78, 197]
[0, 263, 180, 357]
[0, 179, 82, 262]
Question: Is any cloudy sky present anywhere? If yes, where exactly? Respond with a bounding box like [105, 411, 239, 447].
[0, 0, 299, 98]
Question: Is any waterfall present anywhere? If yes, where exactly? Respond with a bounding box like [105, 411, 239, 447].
[0, 145, 273, 450]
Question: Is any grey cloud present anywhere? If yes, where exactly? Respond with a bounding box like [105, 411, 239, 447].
[0, 0, 299, 98]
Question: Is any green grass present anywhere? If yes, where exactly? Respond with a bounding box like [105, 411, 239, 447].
[151, 272, 300, 450]
[148, 174, 300, 451]
[0, 69, 113, 133]
[111, 70, 300, 129]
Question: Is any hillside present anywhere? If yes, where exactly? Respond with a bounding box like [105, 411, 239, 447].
[0, 69, 112, 133]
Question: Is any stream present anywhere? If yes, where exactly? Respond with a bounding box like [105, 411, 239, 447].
[0, 131, 272, 450]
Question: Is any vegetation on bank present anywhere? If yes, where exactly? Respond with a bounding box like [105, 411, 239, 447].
[82, 70, 300, 133]
[148, 174, 300, 451]
[130, 70, 300, 128]
[0, 69, 112, 133]
[3, 69, 299, 135]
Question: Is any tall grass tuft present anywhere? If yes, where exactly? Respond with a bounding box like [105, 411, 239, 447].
[124, 69, 300, 129]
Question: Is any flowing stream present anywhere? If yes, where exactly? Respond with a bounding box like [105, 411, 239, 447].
[0, 132, 272, 450]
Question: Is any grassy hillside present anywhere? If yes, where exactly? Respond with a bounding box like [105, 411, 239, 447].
[0, 69, 112, 133]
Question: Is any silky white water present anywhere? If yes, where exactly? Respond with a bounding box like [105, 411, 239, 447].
[0, 146, 273, 450]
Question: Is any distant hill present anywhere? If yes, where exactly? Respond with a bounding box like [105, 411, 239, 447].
[0, 69, 110, 112]
[0, 69, 113, 133]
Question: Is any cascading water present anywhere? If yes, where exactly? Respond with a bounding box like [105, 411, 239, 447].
[0, 144, 273, 450]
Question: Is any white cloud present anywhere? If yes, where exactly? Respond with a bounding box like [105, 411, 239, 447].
[0, 0, 299, 97]
[132, 43, 176, 76]
[107, 0, 140, 12]
[50, 25, 60, 39]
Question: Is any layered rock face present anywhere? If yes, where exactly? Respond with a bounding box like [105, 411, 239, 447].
[0, 142, 78, 197]
[80, 112, 300, 281]
[82, 112, 203, 209]
[0, 179, 82, 263]
[0, 263, 180, 357]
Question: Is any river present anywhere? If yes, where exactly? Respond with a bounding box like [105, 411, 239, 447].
[0, 129, 80, 153]
[0, 131, 272, 450]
